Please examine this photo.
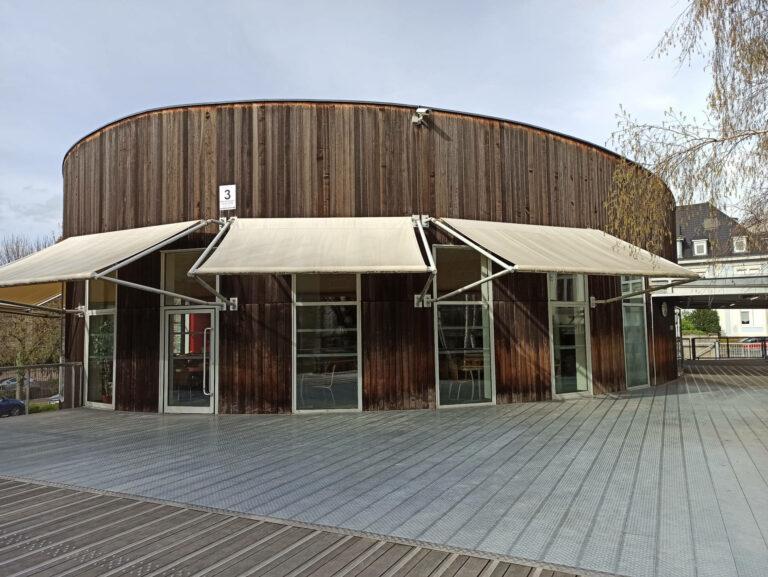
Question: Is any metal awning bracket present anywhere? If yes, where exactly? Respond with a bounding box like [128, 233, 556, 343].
[412, 215, 437, 308]
[426, 217, 516, 304]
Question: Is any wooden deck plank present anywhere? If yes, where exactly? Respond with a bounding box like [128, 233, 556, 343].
[0, 481, 582, 577]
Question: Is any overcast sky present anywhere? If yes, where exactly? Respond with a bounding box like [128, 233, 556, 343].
[0, 0, 709, 238]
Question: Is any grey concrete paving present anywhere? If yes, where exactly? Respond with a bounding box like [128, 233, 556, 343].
[0, 362, 767, 577]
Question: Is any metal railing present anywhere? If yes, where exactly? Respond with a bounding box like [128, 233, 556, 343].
[679, 337, 768, 360]
[0, 362, 83, 416]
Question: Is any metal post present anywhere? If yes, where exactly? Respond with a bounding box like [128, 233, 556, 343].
[762, 337, 767, 360]
[24, 368, 29, 415]
[726, 337, 730, 359]
[691, 338, 696, 361]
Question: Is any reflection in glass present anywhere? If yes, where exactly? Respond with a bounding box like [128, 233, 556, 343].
[167, 312, 212, 408]
[437, 304, 492, 405]
[296, 304, 358, 410]
[295, 274, 356, 302]
[87, 315, 115, 404]
[88, 278, 117, 310]
[436, 247, 483, 300]
[552, 306, 589, 393]
[164, 251, 217, 305]
[549, 274, 585, 302]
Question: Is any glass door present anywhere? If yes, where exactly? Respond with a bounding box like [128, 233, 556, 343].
[622, 276, 650, 388]
[163, 309, 216, 413]
[548, 274, 592, 396]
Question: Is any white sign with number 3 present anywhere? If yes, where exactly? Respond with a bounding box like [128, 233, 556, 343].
[219, 184, 236, 211]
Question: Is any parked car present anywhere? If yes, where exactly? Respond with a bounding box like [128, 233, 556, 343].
[740, 337, 764, 350]
[0, 397, 24, 417]
[48, 394, 63, 405]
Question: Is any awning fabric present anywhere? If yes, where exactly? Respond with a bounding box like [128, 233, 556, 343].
[0, 221, 203, 287]
[442, 218, 698, 278]
[0, 283, 62, 306]
[195, 217, 430, 274]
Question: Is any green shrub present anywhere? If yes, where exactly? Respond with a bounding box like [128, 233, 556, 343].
[682, 309, 722, 336]
[28, 403, 58, 414]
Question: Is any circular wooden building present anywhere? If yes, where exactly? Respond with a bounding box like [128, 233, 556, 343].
[12, 101, 690, 414]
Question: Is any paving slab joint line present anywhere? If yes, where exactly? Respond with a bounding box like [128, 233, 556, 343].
[0, 474, 625, 577]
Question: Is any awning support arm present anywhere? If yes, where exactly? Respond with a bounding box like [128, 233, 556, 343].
[590, 277, 698, 307]
[187, 218, 238, 310]
[94, 219, 212, 279]
[100, 276, 222, 308]
[0, 299, 80, 316]
[428, 217, 516, 304]
[91, 219, 228, 309]
[413, 215, 437, 307]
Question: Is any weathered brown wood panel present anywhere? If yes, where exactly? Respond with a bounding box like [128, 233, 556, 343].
[492, 272, 551, 403]
[588, 276, 627, 395]
[361, 275, 435, 410]
[218, 275, 292, 414]
[115, 253, 161, 412]
[649, 296, 678, 385]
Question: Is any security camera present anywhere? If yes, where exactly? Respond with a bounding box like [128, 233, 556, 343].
[411, 107, 431, 126]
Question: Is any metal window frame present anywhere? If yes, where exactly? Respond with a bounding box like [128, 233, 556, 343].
[291, 273, 362, 414]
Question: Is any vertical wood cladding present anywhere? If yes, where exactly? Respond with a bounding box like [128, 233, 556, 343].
[492, 272, 552, 403]
[649, 296, 678, 385]
[62, 101, 678, 411]
[588, 276, 627, 395]
[218, 275, 292, 414]
[361, 275, 435, 410]
[115, 253, 161, 412]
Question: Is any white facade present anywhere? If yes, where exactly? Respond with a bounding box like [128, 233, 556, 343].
[678, 257, 768, 337]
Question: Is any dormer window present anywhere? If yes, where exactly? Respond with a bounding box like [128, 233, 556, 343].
[693, 239, 708, 257]
[733, 236, 747, 253]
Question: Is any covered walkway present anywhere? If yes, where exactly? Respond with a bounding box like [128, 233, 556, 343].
[1, 363, 767, 577]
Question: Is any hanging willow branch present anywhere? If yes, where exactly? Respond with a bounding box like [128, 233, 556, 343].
[609, 0, 768, 249]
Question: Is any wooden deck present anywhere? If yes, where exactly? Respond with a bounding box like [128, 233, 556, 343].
[0, 479, 586, 577]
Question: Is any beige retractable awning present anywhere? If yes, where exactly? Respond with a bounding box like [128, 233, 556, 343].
[0, 283, 62, 306]
[441, 218, 697, 278]
[195, 217, 430, 274]
[0, 221, 204, 288]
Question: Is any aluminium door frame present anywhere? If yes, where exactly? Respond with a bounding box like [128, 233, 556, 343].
[432, 244, 496, 409]
[83, 279, 118, 411]
[547, 273, 593, 400]
[157, 248, 221, 414]
[621, 276, 651, 389]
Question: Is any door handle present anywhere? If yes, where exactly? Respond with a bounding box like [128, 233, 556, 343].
[202, 326, 212, 397]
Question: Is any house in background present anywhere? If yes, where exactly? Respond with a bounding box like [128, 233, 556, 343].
[675, 203, 768, 337]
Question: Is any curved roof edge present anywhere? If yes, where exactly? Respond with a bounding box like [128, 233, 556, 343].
[62, 98, 627, 172]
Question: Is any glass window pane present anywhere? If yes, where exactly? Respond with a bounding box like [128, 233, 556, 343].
[87, 314, 115, 404]
[436, 303, 492, 405]
[549, 274, 585, 302]
[89, 278, 116, 310]
[623, 305, 649, 387]
[295, 275, 356, 302]
[164, 251, 217, 305]
[296, 304, 358, 410]
[552, 306, 589, 394]
[436, 247, 483, 300]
